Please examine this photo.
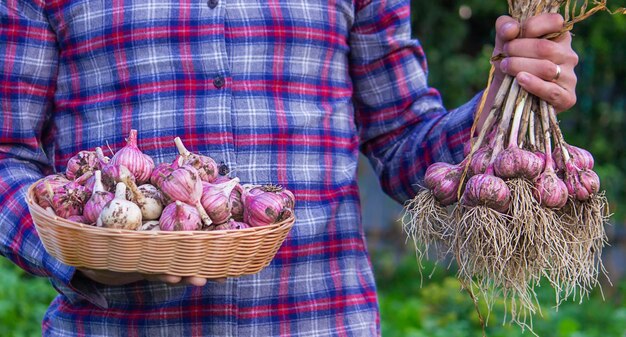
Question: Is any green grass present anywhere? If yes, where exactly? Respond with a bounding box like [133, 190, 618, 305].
[0, 259, 57, 337]
[374, 250, 626, 337]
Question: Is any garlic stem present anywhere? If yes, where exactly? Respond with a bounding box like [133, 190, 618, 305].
[492, 75, 515, 111]
[491, 79, 521, 162]
[93, 171, 105, 193]
[507, 89, 528, 149]
[539, 100, 555, 172]
[468, 75, 514, 153]
[528, 109, 536, 148]
[95, 147, 110, 164]
[195, 201, 213, 229]
[174, 137, 191, 157]
[547, 102, 571, 163]
[517, 94, 533, 147]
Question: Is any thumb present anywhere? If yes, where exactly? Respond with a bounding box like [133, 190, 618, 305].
[493, 15, 520, 57]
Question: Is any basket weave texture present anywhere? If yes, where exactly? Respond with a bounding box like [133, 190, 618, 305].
[26, 181, 295, 278]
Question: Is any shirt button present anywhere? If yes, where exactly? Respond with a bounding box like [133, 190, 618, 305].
[207, 0, 219, 9]
[213, 76, 225, 88]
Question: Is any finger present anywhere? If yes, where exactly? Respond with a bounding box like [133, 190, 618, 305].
[503, 38, 577, 65]
[501, 57, 575, 86]
[495, 15, 521, 44]
[79, 269, 144, 286]
[517, 72, 577, 112]
[520, 13, 564, 38]
[182, 277, 208, 287]
[144, 274, 183, 284]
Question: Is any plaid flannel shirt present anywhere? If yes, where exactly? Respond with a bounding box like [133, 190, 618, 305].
[0, 0, 478, 335]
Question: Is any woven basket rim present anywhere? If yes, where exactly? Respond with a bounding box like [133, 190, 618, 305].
[27, 179, 295, 238]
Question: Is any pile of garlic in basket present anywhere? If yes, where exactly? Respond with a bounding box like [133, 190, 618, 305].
[33, 130, 295, 232]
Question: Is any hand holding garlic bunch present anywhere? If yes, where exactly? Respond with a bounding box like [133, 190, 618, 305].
[34, 130, 296, 232]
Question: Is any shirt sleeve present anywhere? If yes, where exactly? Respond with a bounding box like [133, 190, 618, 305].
[0, 0, 106, 308]
[350, 0, 480, 203]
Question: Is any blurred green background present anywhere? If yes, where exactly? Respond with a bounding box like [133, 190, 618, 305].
[1, 1, 625, 336]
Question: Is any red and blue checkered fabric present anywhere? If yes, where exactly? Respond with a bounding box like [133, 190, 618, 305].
[0, 0, 477, 335]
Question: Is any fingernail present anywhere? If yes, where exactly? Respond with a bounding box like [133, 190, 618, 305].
[500, 59, 509, 72]
[502, 22, 516, 35]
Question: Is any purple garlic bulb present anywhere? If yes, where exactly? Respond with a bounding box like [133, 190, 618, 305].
[83, 171, 115, 224]
[109, 129, 155, 184]
[494, 147, 544, 180]
[214, 176, 245, 221]
[423, 162, 463, 206]
[65, 150, 100, 180]
[564, 162, 600, 201]
[243, 185, 295, 227]
[34, 174, 70, 209]
[534, 171, 568, 208]
[159, 164, 202, 205]
[50, 181, 89, 219]
[159, 201, 202, 231]
[214, 219, 250, 231]
[200, 178, 240, 225]
[461, 173, 511, 213]
[173, 137, 219, 183]
[553, 144, 594, 171]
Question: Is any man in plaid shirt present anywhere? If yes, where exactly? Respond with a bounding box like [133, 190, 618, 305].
[1, 0, 578, 335]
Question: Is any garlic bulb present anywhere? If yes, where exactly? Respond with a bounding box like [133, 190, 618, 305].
[214, 176, 245, 221]
[97, 182, 142, 230]
[49, 181, 89, 219]
[34, 174, 70, 209]
[200, 178, 240, 225]
[243, 184, 295, 227]
[83, 171, 114, 224]
[159, 201, 202, 231]
[461, 173, 511, 213]
[423, 162, 463, 206]
[173, 137, 219, 182]
[110, 129, 155, 184]
[65, 150, 100, 180]
[134, 184, 164, 221]
[159, 164, 212, 227]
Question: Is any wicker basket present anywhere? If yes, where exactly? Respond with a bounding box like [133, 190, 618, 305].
[26, 181, 295, 278]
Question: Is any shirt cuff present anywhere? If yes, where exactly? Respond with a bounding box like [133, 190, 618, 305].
[43, 253, 108, 309]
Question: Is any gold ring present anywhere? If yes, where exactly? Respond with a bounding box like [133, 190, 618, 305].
[552, 64, 561, 82]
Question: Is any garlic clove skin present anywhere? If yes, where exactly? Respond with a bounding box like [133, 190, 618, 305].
[110, 129, 155, 184]
[564, 162, 599, 201]
[66, 215, 90, 224]
[553, 144, 594, 171]
[159, 201, 202, 231]
[213, 176, 245, 221]
[424, 162, 456, 190]
[150, 162, 174, 189]
[97, 182, 143, 230]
